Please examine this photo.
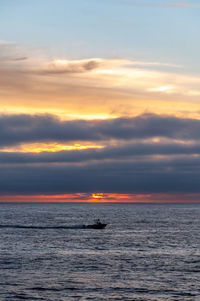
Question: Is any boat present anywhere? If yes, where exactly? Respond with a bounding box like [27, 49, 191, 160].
[85, 219, 107, 229]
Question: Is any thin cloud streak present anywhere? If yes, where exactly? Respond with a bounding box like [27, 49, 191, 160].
[120, 1, 200, 8]
[1, 141, 200, 164]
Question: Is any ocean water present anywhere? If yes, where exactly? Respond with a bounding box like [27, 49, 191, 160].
[0, 203, 200, 301]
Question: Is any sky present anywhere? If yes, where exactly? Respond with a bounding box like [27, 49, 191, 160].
[1, 0, 200, 202]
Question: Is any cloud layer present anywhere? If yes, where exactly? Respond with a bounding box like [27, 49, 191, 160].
[1, 113, 200, 147]
[1, 155, 200, 195]
[0, 112, 200, 197]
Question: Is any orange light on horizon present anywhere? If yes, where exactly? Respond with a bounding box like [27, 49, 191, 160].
[0, 193, 200, 203]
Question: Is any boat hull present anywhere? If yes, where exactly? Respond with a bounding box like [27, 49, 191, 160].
[85, 223, 107, 229]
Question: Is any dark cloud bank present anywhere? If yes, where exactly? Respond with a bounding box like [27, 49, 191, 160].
[0, 113, 200, 146]
[1, 113, 200, 196]
[1, 159, 200, 195]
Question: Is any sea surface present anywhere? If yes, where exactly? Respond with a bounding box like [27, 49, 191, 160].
[0, 202, 200, 301]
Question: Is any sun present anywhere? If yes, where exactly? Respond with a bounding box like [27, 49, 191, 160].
[90, 193, 105, 202]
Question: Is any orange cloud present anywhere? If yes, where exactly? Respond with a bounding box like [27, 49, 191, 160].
[1, 43, 200, 120]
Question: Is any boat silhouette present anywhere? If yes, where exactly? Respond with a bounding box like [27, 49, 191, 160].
[85, 219, 107, 229]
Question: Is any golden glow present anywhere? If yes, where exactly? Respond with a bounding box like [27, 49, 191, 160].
[1, 143, 104, 153]
[0, 106, 118, 121]
[3, 96, 200, 122]
[61, 113, 117, 120]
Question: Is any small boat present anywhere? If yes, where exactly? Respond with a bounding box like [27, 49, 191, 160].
[86, 219, 107, 229]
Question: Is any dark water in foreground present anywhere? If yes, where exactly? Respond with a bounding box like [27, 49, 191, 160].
[0, 203, 200, 301]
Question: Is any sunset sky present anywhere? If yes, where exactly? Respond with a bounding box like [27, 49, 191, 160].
[1, 0, 200, 202]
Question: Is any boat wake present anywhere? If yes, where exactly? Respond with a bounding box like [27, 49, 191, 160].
[0, 224, 88, 230]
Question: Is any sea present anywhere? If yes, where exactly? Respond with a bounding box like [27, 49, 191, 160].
[0, 202, 200, 301]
